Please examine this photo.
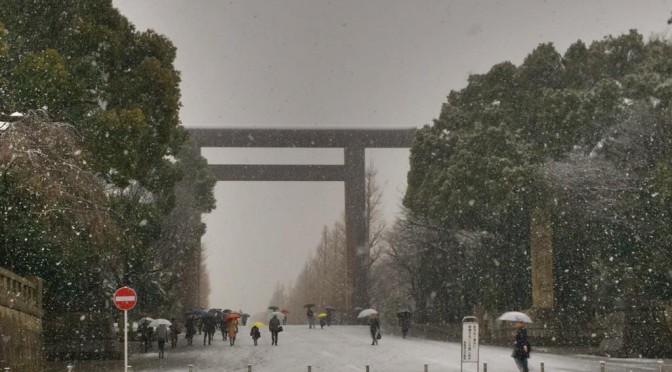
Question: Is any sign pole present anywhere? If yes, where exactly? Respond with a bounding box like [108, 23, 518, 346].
[113, 287, 137, 372]
[124, 308, 128, 372]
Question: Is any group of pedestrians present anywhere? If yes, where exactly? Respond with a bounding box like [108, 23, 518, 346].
[305, 307, 334, 330]
[185, 313, 241, 347]
[140, 307, 531, 372]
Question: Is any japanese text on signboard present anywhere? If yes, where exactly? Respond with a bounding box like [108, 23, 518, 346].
[461, 323, 479, 362]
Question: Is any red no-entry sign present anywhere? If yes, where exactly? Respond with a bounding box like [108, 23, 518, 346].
[113, 286, 137, 311]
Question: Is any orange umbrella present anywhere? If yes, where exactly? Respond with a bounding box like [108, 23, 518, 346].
[225, 312, 241, 320]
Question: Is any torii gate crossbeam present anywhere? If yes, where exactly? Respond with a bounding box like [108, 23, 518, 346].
[189, 127, 415, 310]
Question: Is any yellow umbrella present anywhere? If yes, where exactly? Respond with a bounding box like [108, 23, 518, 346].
[318, 313, 328, 318]
[252, 321, 266, 328]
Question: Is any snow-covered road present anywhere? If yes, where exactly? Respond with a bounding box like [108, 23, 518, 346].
[55, 325, 670, 372]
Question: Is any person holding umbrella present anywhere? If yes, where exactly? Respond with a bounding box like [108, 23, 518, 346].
[369, 314, 381, 345]
[318, 313, 328, 329]
[397, 310, 412, 338]
[227, 316, 239, 346]
[356, 308, 380, 344]
[185, 314, 196, 346]
[203, 314, 216, 346]
[304, 304, 316, 329]
[269, 314, 281, 346]
[512, 321, 531, 371]
[324, 306, 335, 326]
[250, 322, 263, 345]
[499, 311, 532, 372]
[155, 324, 168, 359]
[221, 309, 233, 341]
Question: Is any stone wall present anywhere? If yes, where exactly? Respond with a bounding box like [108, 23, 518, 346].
[0, 267, 43, 371]
[43, 311, 119, 361]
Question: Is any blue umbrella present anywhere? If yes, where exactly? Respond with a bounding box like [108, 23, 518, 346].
[191, 307, 208, 316]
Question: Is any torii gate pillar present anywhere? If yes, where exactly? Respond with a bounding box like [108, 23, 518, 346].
[344, 145, 367, 309]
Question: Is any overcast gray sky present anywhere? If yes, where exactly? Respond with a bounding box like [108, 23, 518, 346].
[113, 0, 671, 314]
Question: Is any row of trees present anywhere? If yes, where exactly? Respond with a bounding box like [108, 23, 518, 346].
[269, 168, 390, 321]
[404, 29, 672, 326]
[275, 30, 672, 356]
[0, 1, 215, 319]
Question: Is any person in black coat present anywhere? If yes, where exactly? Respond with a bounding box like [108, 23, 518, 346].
[400, 317, 410, 339]
[203, 316, 216, 346]
[250, 325, 261, 346]
[306, 308, 315, 329]
[269, 315, 281, 346]
[185, 316, 196, 346]
[369, 316, 380, 345]
[512, 322, 530, 372]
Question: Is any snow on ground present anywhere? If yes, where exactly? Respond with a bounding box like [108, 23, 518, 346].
[51, 325, 671, 372]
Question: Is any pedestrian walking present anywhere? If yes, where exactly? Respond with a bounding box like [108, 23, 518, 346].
[203, 315, 216, 346]
[369, 315, 381, 345]
[306, 308, 315, 329]
[319, 317, 326, 329]
[139, 323, 151, 352]
[169, 319, 180, 348]
[269, 314, 281, 346]
[326, 308, 334, 326]
[228, 318, 239, 346]
[155, 324, 168, 359]
[221, 317, 229, 341]
[512, 321, 531, 372]
[185, 316, 196, 346]
[250, 325, 261, 345]
[397, 311, 411, 339]
[400, 317, 410, 338]
[196, 316, 203, 335]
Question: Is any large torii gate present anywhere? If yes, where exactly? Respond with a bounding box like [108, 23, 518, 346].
[188, 127, 415, 310]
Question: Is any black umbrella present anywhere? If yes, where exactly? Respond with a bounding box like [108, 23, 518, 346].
[208, 309, 223, 319]
[268, 306, 280, 311]
[303, 303, 316, 308]
[397, 310, 412, 318]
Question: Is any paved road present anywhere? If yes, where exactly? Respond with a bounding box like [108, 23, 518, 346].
[46, 325, 671, 372]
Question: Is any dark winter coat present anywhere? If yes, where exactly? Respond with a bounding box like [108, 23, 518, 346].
[369, 318, 380, 338]
[155, 325, 168, 342]
[269, 316, 281, 332]
[250, 326, 261, 339]
[400, 317, 410, 331]
[513, 327, 530, 359]
[203, 316, 217, 333]
[185, 319, 196, 337]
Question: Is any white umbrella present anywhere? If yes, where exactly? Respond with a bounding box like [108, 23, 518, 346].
[270, 311, 283, 318]
[498, 311, 532, 323]
[357, 309, 378, 318]
[148, 318, 172, 328]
